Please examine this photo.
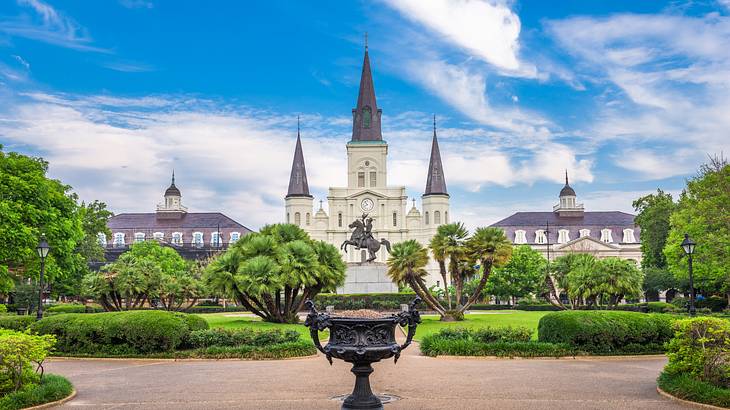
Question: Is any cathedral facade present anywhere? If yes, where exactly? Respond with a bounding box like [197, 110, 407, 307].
[284, 47, 449, 290]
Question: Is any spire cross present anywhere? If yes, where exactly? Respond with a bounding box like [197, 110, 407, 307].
[297, 115, 300, 135]
[364, 32, 368, 50]
[412, 198, 416, 208]
[319, 199, 323, 209]
[433, 114, 436, 132]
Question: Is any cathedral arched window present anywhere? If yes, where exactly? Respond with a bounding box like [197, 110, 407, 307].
[362, 106, 372, 128]
[357, 172, 365, 188]
[286, 213, 290, 224]
[295, 212, 301, 226]
[306, 213, 311, 226]
[434, 211, 441, 224]
[338, 212, 343, 227]
[623, 228, 636, 243]
[425, 212, 429, 225]
[445, 211, 448, 223]
[370, 171, 377, 187]
[392, 212, 397, 227]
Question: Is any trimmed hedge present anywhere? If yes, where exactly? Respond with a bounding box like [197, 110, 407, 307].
[185, 305, 250, 314]
[658, 371, 730, 408]
[313, 292, 417, 310]
[188, 340, 316, 359]
[188, 328, 299, 348]
[420, 338, 578, 358]
[0, 314, 35, 331]
[0, 374, 73, 410]
[45, 303, 103, 314]
[538, 310, 674, 354]
[468, 304, 514, 310]
[697, 296, 729, 312]
[434, 327, 532, 343]
[30, 310, 209, 354]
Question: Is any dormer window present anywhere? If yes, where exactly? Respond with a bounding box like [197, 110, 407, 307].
[535, 230, 547, 244]
[134, 232, 145, 243]
[557, 229, 570, 244]
[97, 233, 107, 246]
[362, 106, 372, 128]
[113, 233, 125, 247]
[230, 232, 240, 243]
[579, 229, 590, 238]
[211, 232, 222, 247]
[514, 230, 527, 244]
[193, 232, 204, 247]
[153, 232, 164, 241]
[622, 229, 636, 243]
[172, 232, 183, 245]
[601, 229, 613, 243]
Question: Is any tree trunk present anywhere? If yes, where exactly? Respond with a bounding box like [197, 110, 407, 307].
[407, 275, 445, 316]
[460, 259, 493, 313]
[438, 260, 451, 309]
[544, 274, 567, 310]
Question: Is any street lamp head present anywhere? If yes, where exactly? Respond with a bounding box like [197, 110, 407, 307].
[36, 234, 50, 259]
[681, 233, 696, 255]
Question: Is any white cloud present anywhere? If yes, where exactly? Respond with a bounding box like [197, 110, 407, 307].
[383, 0, 535, 76]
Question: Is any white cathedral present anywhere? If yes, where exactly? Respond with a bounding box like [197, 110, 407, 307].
[284, 46, 449, 292]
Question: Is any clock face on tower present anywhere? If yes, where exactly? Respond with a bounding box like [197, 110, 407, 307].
[360, 198, 374, 212]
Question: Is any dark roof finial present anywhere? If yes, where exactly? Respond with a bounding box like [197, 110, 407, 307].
[172, 169, 175, 185]
[433, 114, 436, 135]
[364, 32, 368, 50]
[565, 169, 569, 185]
[165, 169, 181, 197]
[559, 169, 576, 197]
[297, 115, 300, 136]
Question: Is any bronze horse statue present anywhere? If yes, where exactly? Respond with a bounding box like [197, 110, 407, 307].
[340, 218, 392, 262]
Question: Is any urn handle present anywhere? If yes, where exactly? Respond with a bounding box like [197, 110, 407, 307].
[303, 300, 333, 364]
[397, 296, 422, 351]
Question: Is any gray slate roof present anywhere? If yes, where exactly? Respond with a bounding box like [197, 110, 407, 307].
[491, 211, 639, 244]
[351, 48, 383, 142]
[424, 123, 448, 196]
[108, 212, 252, 231]
[286, 130, 312, 198]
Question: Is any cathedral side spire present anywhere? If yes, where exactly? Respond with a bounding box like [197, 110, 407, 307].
[286, 122, 312, 198]
[351, 42, 382, 142]
[424, 115, 448, 197]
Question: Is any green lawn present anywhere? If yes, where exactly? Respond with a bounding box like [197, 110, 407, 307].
[197, 311, 550, 341]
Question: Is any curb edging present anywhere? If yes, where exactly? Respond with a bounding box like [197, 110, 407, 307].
[657, 386, 729, 410]
[23, 389, 76, 410]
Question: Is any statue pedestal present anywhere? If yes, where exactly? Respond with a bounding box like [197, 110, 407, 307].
[337, 262, 398, 294]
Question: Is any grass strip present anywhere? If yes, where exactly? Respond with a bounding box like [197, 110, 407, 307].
[0, 374, 73, 410]
[657, 371, 730, 408]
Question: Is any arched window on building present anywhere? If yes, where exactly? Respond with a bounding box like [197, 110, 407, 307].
[172, 232, 183, 245]
[579, 229, 591, 238]
[445, 211, 449, 223]
[306, 213, 310, 226]
[622, 228, 635, 243]
[357, 172, 365, 187]
[557, 229, 570, 244]
[230, 232, 240, 243]
[392, 212, 397, 227]
[134, 232, 145, 243]
[338, 212, 343, 227]
[113, 232, 125, 247]
[362, 106, 372, 128]
[600, 229, 613, 243]
[192, 232, 204, 247]
[286, 213, 290, 224]
[370, 171, 377, 187]
[153, 232, 164, 241]
[434, 211, 441, 224]
[535, 230, 546, 244]
[294, 212, 301, 226]
[97, 233, 107, 247]
[514, 230, 527, 244]
[425, 212, 430, 225]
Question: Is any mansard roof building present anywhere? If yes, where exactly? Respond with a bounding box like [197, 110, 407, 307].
[491, 172, 642, 263]
[284, 45, 450, 292]
[100, 173, 253, 265]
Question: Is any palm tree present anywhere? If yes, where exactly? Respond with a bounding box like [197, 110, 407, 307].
[435, 223, 469, 308]
[463, 227, 512, 312]
[387, 240, 446, 316]
[429, 231, 451, 308]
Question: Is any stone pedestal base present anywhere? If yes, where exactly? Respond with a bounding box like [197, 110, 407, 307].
[336, 263, 398, 294]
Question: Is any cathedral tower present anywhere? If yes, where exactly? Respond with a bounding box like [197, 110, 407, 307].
[285, 120, 314, 227]
[421, 116, 450, 229]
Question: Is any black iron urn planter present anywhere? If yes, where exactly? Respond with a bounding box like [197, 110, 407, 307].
[304, 297, 421, 410]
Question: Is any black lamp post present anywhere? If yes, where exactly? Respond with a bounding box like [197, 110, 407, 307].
[36, 235, 50, 320]
[681, 233, 696, 317]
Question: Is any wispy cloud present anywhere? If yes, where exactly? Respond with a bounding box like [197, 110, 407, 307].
[0, 0, 109, 52]
[101, 61, 156, 73]
[119, 0, 154, 9]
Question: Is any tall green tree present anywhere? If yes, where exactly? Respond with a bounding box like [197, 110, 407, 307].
[204, 224, 346, 323]
[0, 147, 83, 296]
[387, 239, 444, 315]
[429, 222, 470, 309]
[664, 157, 730, 299]
[485, 245, 546, 305]
[633, 189, 676, 269]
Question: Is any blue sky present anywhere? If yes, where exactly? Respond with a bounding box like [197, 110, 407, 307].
[0, 0, 728, 229]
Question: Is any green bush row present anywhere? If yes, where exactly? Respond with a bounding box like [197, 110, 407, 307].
[467, 304, 514, 310]
[185, 340, 316, 360]
[420, 337, 577, 358]
[188, 328, 300, 348]
[0, 374, 73, 410]
[30, 310, 209, 354]
[433, 327, 532, 343]
[537, 310, 673, 354]
[45, 304, 104, 314]
[185, 305, 250, 314]
[313, 292, 418, 311]
[658, 371, 730, 408]
[0, 315, 35, 331]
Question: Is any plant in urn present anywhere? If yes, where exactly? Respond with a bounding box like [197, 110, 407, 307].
[304, 297, 421, 410]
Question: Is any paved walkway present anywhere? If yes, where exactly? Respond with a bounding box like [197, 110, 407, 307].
[45, 345, 690, 410]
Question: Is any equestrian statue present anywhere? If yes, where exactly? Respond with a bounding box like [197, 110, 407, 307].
[340, 213, 392, 262]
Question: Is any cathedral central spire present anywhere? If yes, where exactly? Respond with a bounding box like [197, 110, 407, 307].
[351, 43, 382, 142]
[424, 115, 448, 197]
[286, 118, 312, 198]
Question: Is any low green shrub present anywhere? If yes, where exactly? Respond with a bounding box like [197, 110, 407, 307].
[45, 303, 103, 314]
[189, 340, 316, 359]
[613, 302, 681, 313]
[0, 330, 56, 394]
[658, 371, 730, 408]
[0, 315, 34, 331]
[664, 316, 730, 388]
[427, 326, 532, 343]
[537, 310, 674, 354]
[31, 310, 209, 354]
[313, 292, 417, 311]
[671, 296, 688, 309]
[0, 304, 7, 314]
[697, 296, 729, 313]
[185, 305, 250, 314]
[517, 304, 562, 311]
[188, 328, 300, 348]
[468, 304, 514, 310]
[0, 374, 73, 410]
[420, 336, 577, 358]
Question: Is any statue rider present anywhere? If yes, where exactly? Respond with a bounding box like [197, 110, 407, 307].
[358, 213, 375, 249]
